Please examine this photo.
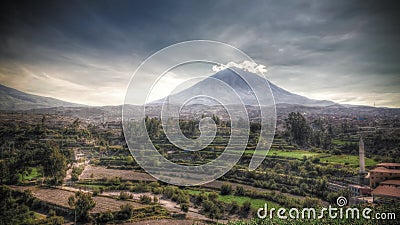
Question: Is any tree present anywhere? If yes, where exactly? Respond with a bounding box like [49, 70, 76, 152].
[240, 201, 252, 218]
[43, 143, 67, 185]
[220, 184, 233, 195]
[68, 191, 96, 222]
[139, 195, 152, 204]
[208, 192, 218, 201]
[0, 186, 37, 224]
[180, 203, 189, 212]
[202, 200, 222, 221]
[229, 201, 239, 214]
[116, 204, 134, 220]
[235, 185, 245, 196]
[285, 112, 311, 146]
[322, 132, 333, 150]
[212, 114, 221, 125]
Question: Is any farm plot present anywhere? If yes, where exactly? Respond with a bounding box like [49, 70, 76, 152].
[80, 165, 156, 181]
[129, 219, 206, 225]
[31, 187, 142, 213]
[92, 196, 142, 213]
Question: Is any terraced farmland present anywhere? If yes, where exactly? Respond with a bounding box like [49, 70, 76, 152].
[31, 187, 143, 213]
[80, 165, 156, 181]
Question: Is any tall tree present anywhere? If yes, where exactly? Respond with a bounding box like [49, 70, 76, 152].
[68, 191, 96, 222]
[43, 143, 67, 185]
[285, 112, 311, 146]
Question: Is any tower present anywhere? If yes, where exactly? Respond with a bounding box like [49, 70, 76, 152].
[359, 136, 365, 174]
[358, 136, 369, 186]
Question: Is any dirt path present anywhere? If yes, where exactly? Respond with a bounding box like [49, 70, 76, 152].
[102, 191, 209, 221]
[123, 219, 207, 225]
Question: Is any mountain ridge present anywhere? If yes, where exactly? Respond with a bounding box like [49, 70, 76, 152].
[153, 68, 336, 107]
[0, 84, 85, 111]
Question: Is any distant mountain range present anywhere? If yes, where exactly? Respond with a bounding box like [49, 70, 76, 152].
[1, 68, 399, 122]
[152, 68, 335, 107]
[0, 84, 84, 110]
[1, 69, 336, 111]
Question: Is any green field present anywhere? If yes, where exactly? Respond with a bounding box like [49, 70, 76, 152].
[24, 168, 41, 180]
[186, 190, 282, 209]
[267, 149, 322, 159]
[242, 149, 376, 167]
[76, 183, 108, 189]
[321, 155, 377, 167]
[242, 149, 322, 159]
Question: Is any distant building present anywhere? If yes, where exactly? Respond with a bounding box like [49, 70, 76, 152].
[369, 163, 400, 187]
[380, 179, 400, 188]
[376, 163, 400, 170]
[371, 185, 400, 203]
[368, 163, 400, 203]
[349, 184, 372, 196]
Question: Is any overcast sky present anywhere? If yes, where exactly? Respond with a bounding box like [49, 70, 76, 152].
[0, 0, 399, 107]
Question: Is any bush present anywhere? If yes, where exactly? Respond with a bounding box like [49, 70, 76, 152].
[235, 185, 245, 196]
[163, 186, 177, 199]
[118, 191, 132, 200]
[96, 211, 114, 223]
[229, 201, 239, 214]
[220, 184, 233, 195]
[180, 203, 189, 212]
[153, 187, 163, 195]
[115, 204, 133, 220]
[208, 192, 218, 201]
[194, 191, 208, 204]
[240, 201, 251, 218]
[172, 191, 189, 204]
[92, 187, 100, 196]
[71, 166, 84, 181]
[139, 195, 152, 204]
[149, 181, 160, 188]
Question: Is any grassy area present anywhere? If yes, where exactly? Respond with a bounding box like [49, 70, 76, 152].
[243, 148, 377, 167]
[242, 149, 323, 159]
[33, 212, 46, 220]
[267, 149, 322, 159]
[24, 168, 41, 180]
[322, 155, 377, 167]
[218, 195, 282, 209]
[186, 190, 282, 209]
[76, 183, 108, 189]
[331, 139, 358, 145]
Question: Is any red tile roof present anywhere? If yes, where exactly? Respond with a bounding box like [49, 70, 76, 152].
[377, 163, 400, 167]
[369, 167, 400, 174]
[381, 180, 400, 186]
[372, 185, 400, 198]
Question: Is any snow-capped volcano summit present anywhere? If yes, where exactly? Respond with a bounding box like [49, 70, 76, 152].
[153, 68, 335, 107]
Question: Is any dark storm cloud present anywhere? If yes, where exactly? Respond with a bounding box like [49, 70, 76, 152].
[0, 0, 399, 106]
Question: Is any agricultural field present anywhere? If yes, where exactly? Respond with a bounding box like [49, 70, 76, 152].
[129, 219, 206, 225]
[234, 149, 323, 159]
[242, 149, 377, 167]
[80, 165, 156, 182]
[320, 155, 377, 167]
[1, 107, 399, 224]
[186, 190, 282, 209]
[30, 187, 143, 213]
[265, 149, 322, 159]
